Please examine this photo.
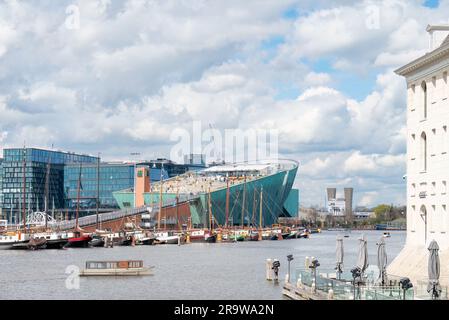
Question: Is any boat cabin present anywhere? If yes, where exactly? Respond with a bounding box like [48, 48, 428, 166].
[85, 260, 144, 270]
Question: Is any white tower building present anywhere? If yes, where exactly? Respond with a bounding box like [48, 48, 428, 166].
[388, 25, 449, 285]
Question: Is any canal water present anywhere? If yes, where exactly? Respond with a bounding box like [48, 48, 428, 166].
[0, 230, 405, 300]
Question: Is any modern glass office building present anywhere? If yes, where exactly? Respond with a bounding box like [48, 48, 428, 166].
[0, 158, 3, 219]
[0, 148, 98, 223]
[63, 162, 168, 210]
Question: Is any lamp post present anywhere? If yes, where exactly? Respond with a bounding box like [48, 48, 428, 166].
[351, 267, 362, 300]
[399, 278, 413, 300]
[308, 257, 320, 292]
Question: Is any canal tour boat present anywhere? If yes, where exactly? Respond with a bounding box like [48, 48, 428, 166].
[79, 260, 153, 276]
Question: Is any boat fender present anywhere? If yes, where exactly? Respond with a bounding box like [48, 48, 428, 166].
[126, 236, 131, 241]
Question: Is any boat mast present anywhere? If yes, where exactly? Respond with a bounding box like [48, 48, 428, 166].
[241, 174, 247, 228]
[176, 188, 181, 232]
[251, 187, 257, 229]
[75, 163, 82, 230]
[96, 153, 100, 230]
[259, 186, 263, 241]
[225, 174, 230, 229]
[208, 187, 213, 232]
[22, 147, 26, 231]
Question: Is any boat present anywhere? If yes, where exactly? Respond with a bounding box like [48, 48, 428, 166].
[139, 237, 156, 245]
[65, 232, 92, 248]
[270, 234, 278, 241]
[89, 236, 105, 248]
[79, 260, 153, 276]
[45, 238, 69, 249]
[248, 231, 259, 241]
[155, 231, 180, 244]
[281, 232, 291, 239]
[189, 229, 216, 243]
[236, 235, 245, 242]
[0, 231, 30, 250]
[205, 233, 217, 243]
[383, 232, 391, 238]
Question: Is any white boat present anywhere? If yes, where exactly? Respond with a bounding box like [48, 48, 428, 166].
[0, 231, 30, 250]
[154, 231, 180, 244]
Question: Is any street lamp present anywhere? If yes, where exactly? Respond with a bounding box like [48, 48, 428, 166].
[308, 257, 320, 292]
[350, 267, 362, 300]
[399, 277, 413, 300]
[287, 254, 294, 282]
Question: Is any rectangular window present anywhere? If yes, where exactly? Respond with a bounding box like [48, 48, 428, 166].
[431, 182, 436, 195]
[411, 183, 416, 197]
[411, 134, 416, 160]
[411, 205, 416, 232]
[443, 181, 447, 195]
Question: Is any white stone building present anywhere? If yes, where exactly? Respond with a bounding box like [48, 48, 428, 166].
[388, 25, 449, 286]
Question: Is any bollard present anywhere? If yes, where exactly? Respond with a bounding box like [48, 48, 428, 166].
[266, 259, 273, 281]
[186, 234, 191, 244]
[217, 233, 222, 242]
[328, 288, 334, 300]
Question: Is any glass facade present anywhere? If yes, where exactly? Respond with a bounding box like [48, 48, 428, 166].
[0, 158, 3, 219]
[1, 148, 98, 223]
[144, 158, 206, 178]
[63, 163, 168, 210]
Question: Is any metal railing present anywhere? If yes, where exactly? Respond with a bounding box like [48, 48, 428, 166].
[53, 193, 199, 230]
[294, 269, 414, 300]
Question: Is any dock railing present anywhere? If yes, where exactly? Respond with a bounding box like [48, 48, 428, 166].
[294, 269, 414, 300]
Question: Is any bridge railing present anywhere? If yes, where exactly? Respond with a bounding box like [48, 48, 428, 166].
[53, 193, 199, 230]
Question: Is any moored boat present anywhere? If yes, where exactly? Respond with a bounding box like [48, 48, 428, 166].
[65, 232, 92, 248]
[79, 260, 153, 276]
[0, 231, 30, 250]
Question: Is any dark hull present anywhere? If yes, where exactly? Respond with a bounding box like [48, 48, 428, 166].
[141, 238, 156, 245]
[205, 235, 216, 243]
[45, 239, 68, 249]
[270, 235, 278, 240]
[65, 236, 92, 248]
[89, 238, 105, 247]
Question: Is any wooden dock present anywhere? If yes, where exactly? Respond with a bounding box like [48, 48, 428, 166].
[282, 281, 330, 300]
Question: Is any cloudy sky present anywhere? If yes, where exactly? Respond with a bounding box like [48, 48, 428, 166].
[0, 0, 447, 207]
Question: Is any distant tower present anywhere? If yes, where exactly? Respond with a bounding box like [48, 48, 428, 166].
[327, 188, 337, 201]
[344, 188, 353, 219]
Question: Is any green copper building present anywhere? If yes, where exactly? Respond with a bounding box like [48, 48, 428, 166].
[113, 160, 299, 227]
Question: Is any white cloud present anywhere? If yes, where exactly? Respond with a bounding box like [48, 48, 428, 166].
[1, 0, 441, 207]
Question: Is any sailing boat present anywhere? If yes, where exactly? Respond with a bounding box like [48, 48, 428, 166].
[205, 187, 217, 243]
[65, 163, 92, 248]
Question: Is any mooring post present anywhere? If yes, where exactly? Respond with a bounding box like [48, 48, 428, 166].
[266, 259, 273, 281]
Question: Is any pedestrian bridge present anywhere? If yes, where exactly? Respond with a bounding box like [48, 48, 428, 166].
[52, 194, 199, 231]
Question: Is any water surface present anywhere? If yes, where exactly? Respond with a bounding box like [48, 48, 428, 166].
[0, 230, 405, 300]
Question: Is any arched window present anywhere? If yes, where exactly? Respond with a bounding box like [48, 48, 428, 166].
[422, 81, 428, 119]
[421, 132, 427, 172]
